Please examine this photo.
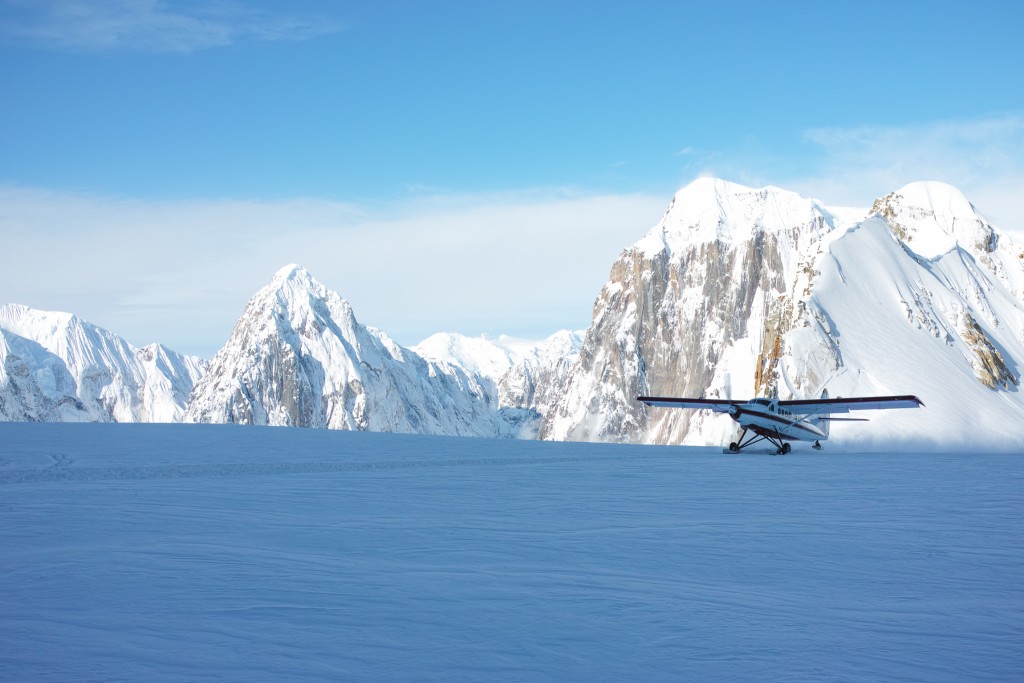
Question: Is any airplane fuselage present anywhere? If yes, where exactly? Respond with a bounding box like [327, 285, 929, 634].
[733, 398, 826, 442]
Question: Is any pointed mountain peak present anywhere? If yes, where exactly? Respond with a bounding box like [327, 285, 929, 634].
[268, 263, 324, 294]
[272, 263, 308, 282]
[256, 263, 343, 313]
[228, 264, 360, 354]
[871, 182, 996, 259]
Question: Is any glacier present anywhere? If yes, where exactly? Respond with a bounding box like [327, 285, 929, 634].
[1, 422, 1022, 681]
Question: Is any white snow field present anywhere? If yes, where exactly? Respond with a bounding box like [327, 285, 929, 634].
[1, 423, 1022, 682]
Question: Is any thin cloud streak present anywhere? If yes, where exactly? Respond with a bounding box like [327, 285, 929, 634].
[0, 0, 344, 53]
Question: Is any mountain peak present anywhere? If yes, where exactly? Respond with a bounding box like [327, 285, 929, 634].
[272, 263, 307, 282]
[635, 177, 842, 257]
[269, 263, 323, 293]
[871, 182, 996, 259]
[257, 263, 343, 318]
[894, 181, 976, 217]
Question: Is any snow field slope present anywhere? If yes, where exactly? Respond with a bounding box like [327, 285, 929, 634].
[788, 216, 1024, 449]
[2, 423, 1022, 682]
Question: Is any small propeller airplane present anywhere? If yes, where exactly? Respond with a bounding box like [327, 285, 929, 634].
[637, 392, 924, 454]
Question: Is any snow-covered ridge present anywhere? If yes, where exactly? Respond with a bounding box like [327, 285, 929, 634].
[413, 332, 526, 385]
[413, 330, 583, 387]
[0, 303, 206, 422]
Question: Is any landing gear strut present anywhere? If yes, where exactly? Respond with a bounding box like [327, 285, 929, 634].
[727, 428, 792, 455]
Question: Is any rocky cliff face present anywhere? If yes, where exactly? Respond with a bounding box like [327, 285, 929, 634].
[0, 304, 206, 422]
[540, 178, 1024, 447]
[539, 179, 858, 443]
[183, 265, 509, 436]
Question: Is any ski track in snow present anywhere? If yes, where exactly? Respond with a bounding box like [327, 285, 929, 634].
[1, 423, 1022, 682]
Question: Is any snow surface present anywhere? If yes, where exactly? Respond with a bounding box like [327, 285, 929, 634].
[2, 423, 1022, 682]
[784, 216, 1024, 449]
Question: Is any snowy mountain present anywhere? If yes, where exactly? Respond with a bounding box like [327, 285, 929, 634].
[413, 332, 531, 385]
[6, 180, 1022, 449]
[414, 330, 583, 437]
[495, 330, 583, 427]
[183, 265, 512, 436]
[0, 304, 206, 422]
[541, 178, 1024, 448]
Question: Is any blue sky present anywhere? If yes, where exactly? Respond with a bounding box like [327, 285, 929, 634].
[2, 0, 1023, 357]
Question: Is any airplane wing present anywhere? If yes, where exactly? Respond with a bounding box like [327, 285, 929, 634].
[778, 395, 924, 415]
[636, 396, 738, 413]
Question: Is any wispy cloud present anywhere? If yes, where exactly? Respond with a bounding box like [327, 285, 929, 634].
[0, 0, 344, 53]
[0, 186, 666, 357]
[681, 116, 1024, 234]
[672, 146, 722, 177]
[788, 115, 1024, 230]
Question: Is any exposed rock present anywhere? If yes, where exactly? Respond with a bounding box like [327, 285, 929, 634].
[961, 312, 1018, 390]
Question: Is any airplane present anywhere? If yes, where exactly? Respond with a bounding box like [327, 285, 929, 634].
[636, 392, 924, 454]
